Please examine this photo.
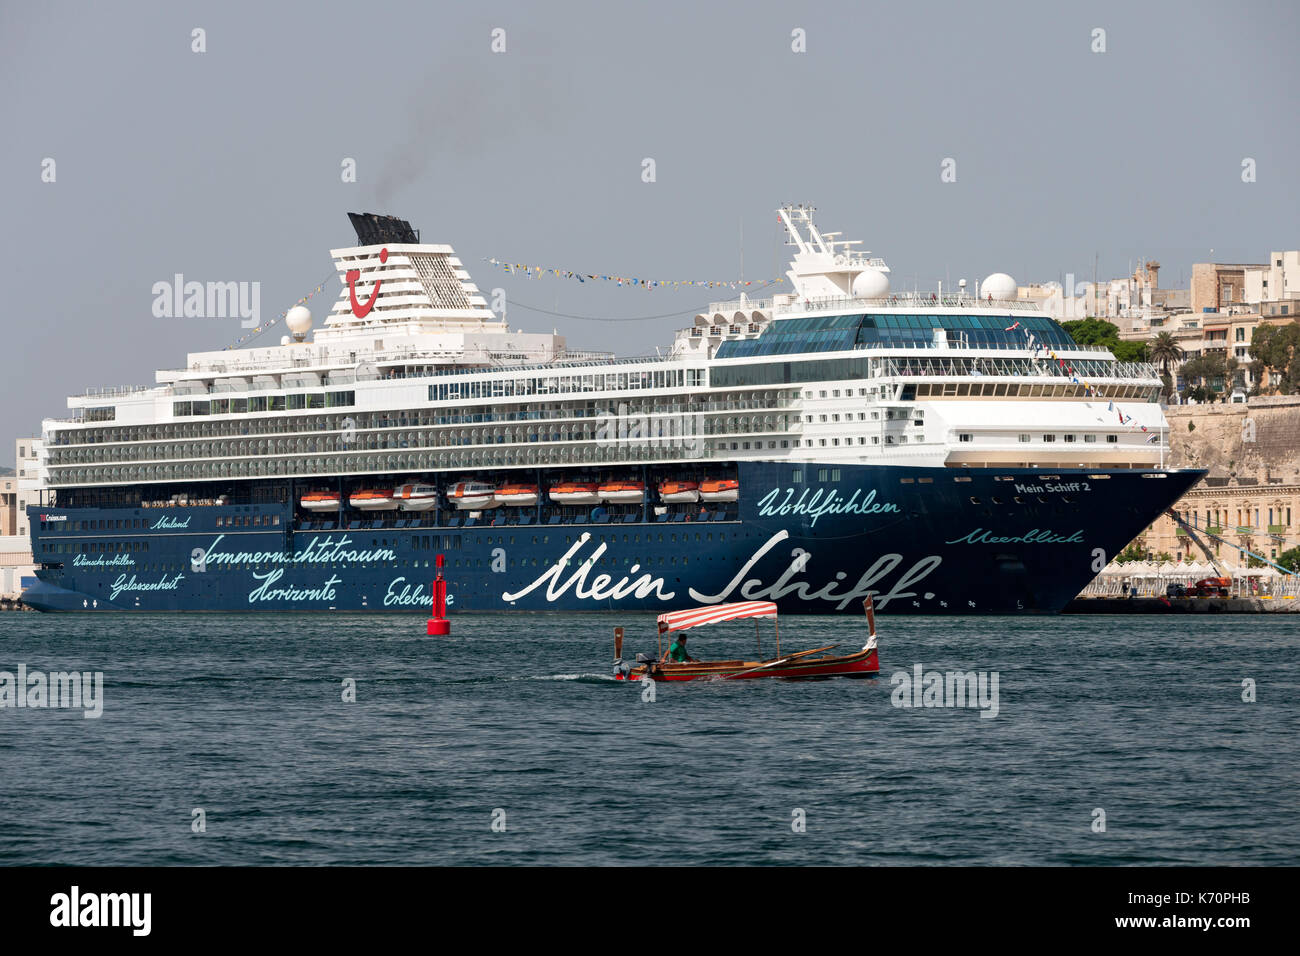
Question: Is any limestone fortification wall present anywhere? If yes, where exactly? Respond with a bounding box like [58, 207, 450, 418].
[1165, 396, 1300, 481]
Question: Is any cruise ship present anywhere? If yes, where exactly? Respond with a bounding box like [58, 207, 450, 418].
[22, 207, 1203, 614]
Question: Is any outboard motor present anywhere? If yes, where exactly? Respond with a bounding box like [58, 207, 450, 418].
[613, 658, 632, 680]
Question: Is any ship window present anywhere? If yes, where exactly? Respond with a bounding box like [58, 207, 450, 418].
[1043, 434, 1056, 442]
[1064, 434, 1076, 443]
[1084, 434, 1096, 443]
[1019, 434, 1030, 442]
[1106, 435, 1118, 443]
[958, 433, 973, 442]
[792, 469, 803, 483]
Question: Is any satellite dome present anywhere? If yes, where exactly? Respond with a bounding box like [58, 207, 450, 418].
[981, 273, 1017, 301]
[852, 268, 890, 299]
[285, 305, 313, 340]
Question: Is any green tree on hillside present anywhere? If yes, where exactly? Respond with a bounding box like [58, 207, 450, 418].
[1062, 318, 1123, 346]
[1180, 353, 1239, 401]
[1249, 322, 1300, 394]
[1277, 546, 1300, 573]
[1060, 318, 1148, 363]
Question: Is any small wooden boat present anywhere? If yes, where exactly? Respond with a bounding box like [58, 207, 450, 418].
[349, 488, 399, 511]
[495, 483, 539, 507]
[598, 480, 646, 504]
[699, 478, 739, 502]
[658, 479, 700, 504]
[446, 480, 499, 510]
[612, 598, 879, 682]
[300, 490, 341, 512]
[549, 481, 601, 506]
[395, 482, 439, 511]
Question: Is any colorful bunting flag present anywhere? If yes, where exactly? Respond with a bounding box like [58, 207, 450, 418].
[223, 274, 335, 351]
[483, 257, 783, 290]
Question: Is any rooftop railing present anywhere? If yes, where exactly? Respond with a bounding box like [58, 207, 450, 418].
[705, 291, 1045, 315]
[874, 355, 1160, 381]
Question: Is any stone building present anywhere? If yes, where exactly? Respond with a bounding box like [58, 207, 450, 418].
[0, 438, 41, 599]
[1190, 262, 1265, 316]
[1138, 397, 1300, 564]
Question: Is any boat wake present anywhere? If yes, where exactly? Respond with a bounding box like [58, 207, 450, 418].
[445, 673, 617, 685]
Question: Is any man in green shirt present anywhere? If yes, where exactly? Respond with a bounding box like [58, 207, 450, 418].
[664, 633, 696, 663]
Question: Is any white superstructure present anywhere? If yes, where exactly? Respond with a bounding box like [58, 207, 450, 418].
[35, 209, 1169, 495]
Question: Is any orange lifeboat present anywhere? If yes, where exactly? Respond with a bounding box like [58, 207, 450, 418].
[495, 483, 540, 507]
[446, 481, 499, 510]
[300, 490, 341, 512]
[349, 488, 399, 511]
[598, 480, 646, 504]
[699, 478, 739, 503]
[395, 482, 439, 511]
[658, 480, 700, 504]
[548, 481, 601, 506]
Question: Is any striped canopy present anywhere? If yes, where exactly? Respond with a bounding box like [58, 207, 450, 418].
[657, 601, 778, 634]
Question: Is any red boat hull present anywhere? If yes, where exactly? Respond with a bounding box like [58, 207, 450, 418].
[616, 647, 879, 682]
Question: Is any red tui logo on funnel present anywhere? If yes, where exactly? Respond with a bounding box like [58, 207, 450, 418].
[346, 247, 387, 318]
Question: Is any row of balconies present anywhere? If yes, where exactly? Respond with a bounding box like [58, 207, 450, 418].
[46, 413, 794, 466]
[44, 430, 797, 486]
[1176, 524, 1290, 536]
[49, 395, 798, 448]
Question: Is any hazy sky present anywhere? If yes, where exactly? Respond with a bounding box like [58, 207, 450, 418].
[3, 0, 1297, 463]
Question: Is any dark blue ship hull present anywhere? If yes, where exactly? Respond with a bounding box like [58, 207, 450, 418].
[23, 463, 1203, 615]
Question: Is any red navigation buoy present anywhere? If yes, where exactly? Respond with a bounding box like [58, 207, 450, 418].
[426, 553, 450, 636]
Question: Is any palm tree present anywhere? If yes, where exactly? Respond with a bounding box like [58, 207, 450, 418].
[1149, 331, 1185, 401]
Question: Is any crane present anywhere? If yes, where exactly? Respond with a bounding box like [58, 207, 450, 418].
[1165, 509, 1297, 578]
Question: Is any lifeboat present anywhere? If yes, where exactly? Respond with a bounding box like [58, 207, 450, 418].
[548, 481, 601, 506]
[699, 478, 739, 503]
[300, 490, 341, 512]
[349, 488, 399, 511]
[598, 480, 646, 504]
[495, 483, 540, 507]
[446, 481, 500, 510]
[395, 482, 439, 512]
[658, 480, 700, 504]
